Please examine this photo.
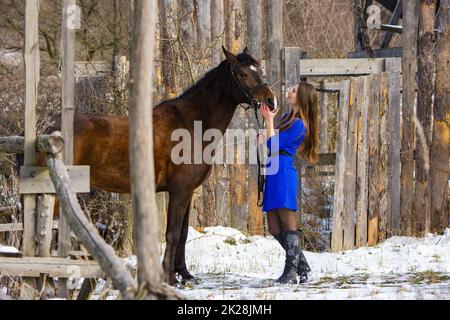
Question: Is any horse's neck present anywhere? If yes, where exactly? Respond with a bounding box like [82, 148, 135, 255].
[180, 62, 239, 134]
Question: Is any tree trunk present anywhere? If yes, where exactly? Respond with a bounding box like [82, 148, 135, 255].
[129, 0, 168, 300]
[431, 0, 450, 233]
[415, 0, 437, 235]
[401, 0, 419, 236]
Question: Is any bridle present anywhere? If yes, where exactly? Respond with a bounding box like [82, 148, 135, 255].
[230, 64, 268, 208]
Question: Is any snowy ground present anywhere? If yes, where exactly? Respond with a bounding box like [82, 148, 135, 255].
[124, 227, 450, 300]
[3, 226, 449, 300]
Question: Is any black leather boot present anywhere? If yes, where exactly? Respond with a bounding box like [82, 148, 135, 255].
[297, 230, 311, 283]
[274, 231, 311, 283]
[276, 231, 301, 284]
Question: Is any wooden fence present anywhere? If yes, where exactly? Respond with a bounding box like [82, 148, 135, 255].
[331, 71, 402, 251]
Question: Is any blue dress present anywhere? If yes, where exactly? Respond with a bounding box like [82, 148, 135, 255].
[263, 117, 306, 213]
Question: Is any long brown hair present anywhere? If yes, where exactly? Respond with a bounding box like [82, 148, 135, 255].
[278, 82, 319, 163]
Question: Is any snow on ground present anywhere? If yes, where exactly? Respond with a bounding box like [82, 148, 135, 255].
[124, 227, 450, 300]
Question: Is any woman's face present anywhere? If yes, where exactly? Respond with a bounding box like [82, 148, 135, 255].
[286, 85, 298, 106]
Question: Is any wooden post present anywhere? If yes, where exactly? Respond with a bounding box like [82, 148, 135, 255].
[431, 0, 450, 233]
[21, 0, 40, 299]
[331, 81, 350, 252]
[246, 0, 264, 235]
[226, 0, 247, 231]
[265, 0, 283, 104]
[386, 59, 402, 235]
[415, 0, 437, 235]
[210, 0, 225, 66]
[401, 0, 419, 236]
[356, 76, 369, 247]
[129, 0, 166, 298]
[59, 0, 76, 298]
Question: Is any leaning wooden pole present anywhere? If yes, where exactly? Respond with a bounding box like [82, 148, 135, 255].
[45, 156, 138, 300]
[129, 0, 171, 300]
[431, 0, 450, 233]
[401, 0, 419, 236]
[415, 0, 437, 235]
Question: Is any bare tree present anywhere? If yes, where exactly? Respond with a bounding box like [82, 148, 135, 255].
[128, 0, 180, 300]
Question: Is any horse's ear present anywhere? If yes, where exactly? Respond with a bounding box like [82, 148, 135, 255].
[222, 46, 238, 64]
[243, 46, 250, 55]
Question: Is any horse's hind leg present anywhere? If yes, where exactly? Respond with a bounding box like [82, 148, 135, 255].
[163, 190, 193, 285]
[175, 200, 196, 284]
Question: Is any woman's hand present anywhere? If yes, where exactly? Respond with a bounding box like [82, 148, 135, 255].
[261, 103, 278, 121]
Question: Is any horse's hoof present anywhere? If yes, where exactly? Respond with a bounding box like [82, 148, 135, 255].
[181, 277, 199, 287]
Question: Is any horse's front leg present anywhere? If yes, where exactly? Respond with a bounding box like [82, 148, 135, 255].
[175, 200, 197, 285]
[163, 190, 193, 285]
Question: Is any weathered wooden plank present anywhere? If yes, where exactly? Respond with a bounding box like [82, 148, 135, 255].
[319, 80, 329, 153]
[386, 61, 402, 235]
[356, 76, 370, 247]
[19, 166, 90, 194]
[0, 257, 104, 278]
[298, 58, 401, 77]
[378, 73, 390, 242]
[331, 81, 350, 252]
[0, 221, 58, 233]
[368, 74, 381, 246]
[401, 0, 419, 236]
[343, 79, 358, 250]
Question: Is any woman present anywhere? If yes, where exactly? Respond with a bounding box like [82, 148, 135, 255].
[260, 82, 319, 285]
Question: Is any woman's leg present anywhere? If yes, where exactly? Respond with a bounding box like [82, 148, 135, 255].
[267, 211, 282, 236]
[276, 209, 311, 282]
[276, 208, 297, 232]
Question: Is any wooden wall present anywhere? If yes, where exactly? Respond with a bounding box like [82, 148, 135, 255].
[331, 71, 402, 251]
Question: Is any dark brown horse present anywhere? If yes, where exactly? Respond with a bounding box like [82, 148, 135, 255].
[44, 47, 277, 285]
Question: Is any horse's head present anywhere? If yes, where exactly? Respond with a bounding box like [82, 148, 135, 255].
[223, 46, 278, 112]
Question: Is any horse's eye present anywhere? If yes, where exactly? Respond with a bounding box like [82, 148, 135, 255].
[240, 73, 247, 78]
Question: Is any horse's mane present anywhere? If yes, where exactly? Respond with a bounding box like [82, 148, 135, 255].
[178, 51, 260, 99]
